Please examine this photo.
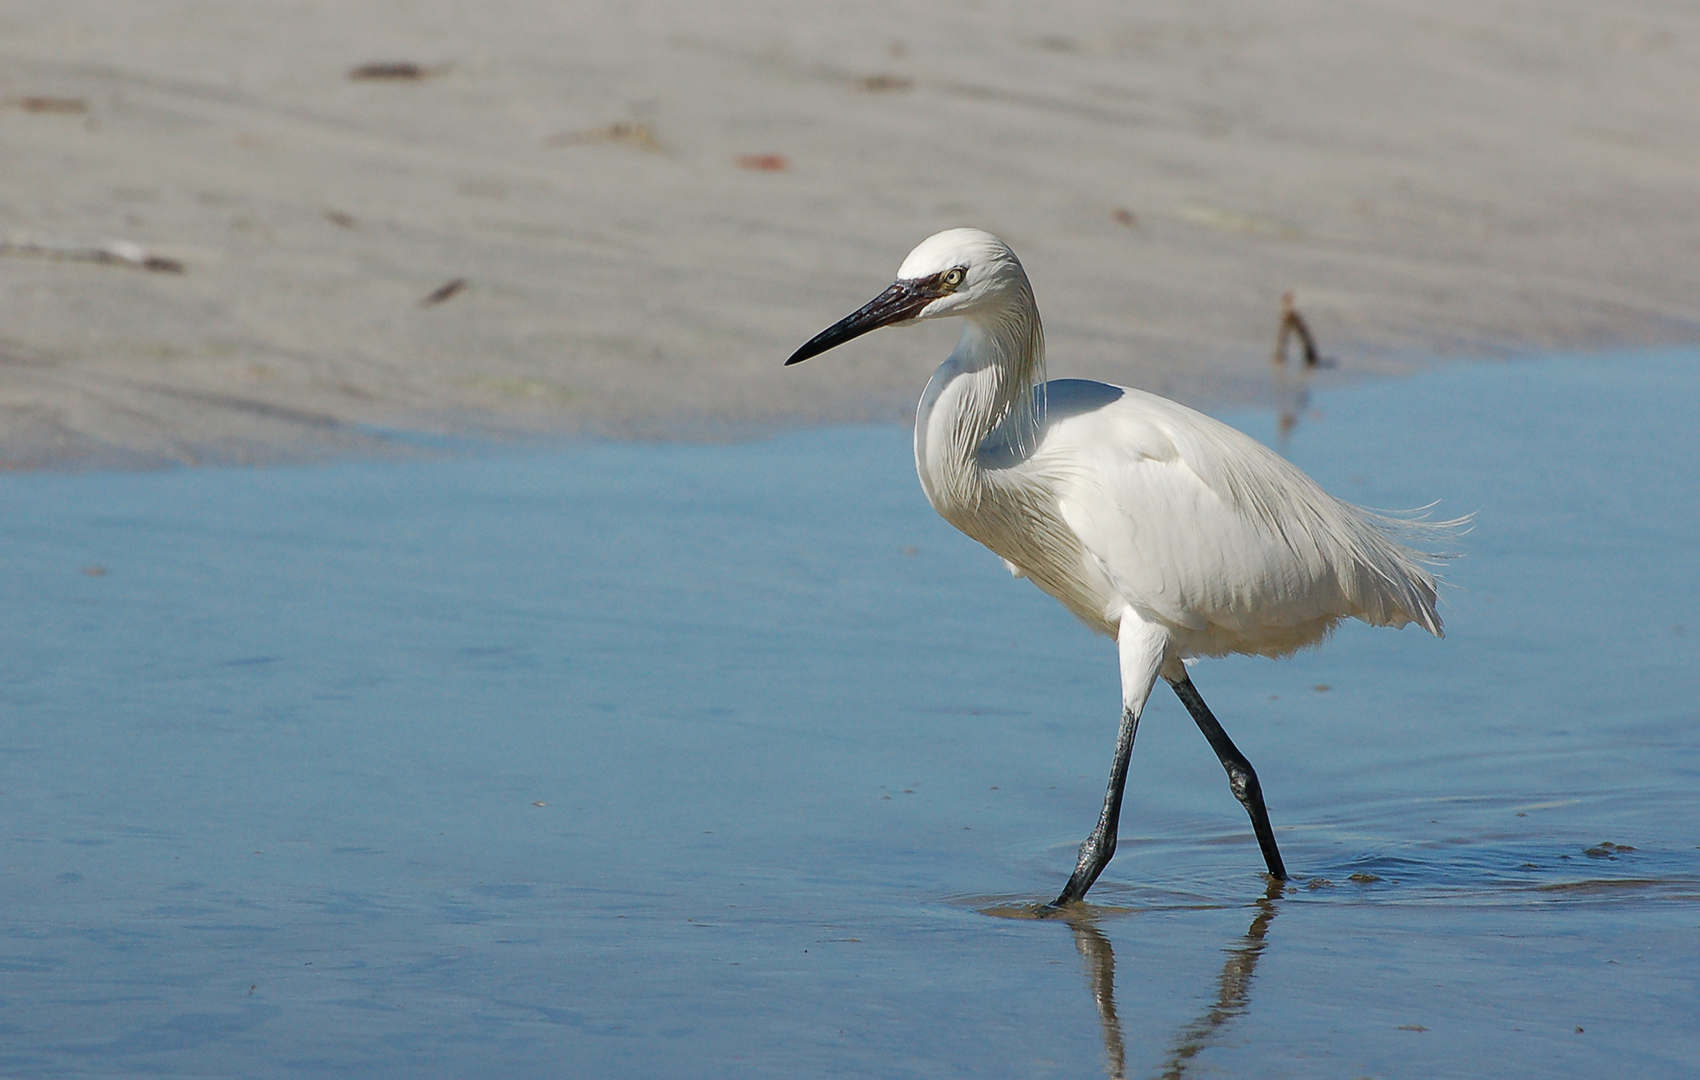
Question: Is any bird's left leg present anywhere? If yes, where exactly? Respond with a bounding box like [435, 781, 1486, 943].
[1168, 674, 1289, 880]
[1051, 614, 1167, 908]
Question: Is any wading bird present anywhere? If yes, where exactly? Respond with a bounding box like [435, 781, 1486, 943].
[786, 229, 1452, 907]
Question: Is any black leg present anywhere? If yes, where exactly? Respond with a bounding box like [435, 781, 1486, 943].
[1052, 703, 1141, 907]
[1168, 674, 1288, 880]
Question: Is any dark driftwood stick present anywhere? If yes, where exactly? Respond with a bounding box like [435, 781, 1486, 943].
[418, 278, 468, 307]
[1271, 291, 1321, 368]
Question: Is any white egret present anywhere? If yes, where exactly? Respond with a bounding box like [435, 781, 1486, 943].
[786, 228, 1454, 907]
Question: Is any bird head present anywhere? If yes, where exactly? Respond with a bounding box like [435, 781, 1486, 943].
[785, 228, 1030, 366]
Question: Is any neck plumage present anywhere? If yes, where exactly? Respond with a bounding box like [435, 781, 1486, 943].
[914, 285, 1047, 513]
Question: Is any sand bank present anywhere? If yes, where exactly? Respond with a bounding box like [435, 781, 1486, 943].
[3, 0, 1698, 467]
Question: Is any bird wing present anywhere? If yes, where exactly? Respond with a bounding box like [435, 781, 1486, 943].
[1038, 384, 1439, 654]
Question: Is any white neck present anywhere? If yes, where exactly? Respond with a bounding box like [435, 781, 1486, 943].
[913, 289, 1046, 518]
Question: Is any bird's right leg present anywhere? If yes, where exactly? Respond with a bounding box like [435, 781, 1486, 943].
[1051, 614, 1167, 908]
[1167, 674, 1288, 880]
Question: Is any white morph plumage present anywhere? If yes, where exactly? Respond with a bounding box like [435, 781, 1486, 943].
[786, 227, 1456, 906]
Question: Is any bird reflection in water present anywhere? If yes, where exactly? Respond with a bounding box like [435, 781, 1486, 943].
[1059, 880, 1283, 1080]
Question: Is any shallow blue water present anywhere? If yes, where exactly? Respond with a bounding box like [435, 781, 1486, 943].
[3, 351, 1697, 1077]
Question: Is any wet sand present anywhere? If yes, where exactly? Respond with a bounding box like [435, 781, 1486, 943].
[4, 1, 1700, 467]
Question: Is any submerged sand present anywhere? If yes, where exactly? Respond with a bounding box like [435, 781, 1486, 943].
[3, 1, 1698, 467]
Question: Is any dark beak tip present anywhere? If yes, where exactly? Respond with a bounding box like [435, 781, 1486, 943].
[783, 340, 825, 366]
[781, 330, 836, 368]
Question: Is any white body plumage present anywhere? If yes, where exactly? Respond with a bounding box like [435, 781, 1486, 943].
[904, 229, 1442, 670]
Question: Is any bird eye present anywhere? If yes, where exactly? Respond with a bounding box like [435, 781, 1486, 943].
[942, 267, 966, 289]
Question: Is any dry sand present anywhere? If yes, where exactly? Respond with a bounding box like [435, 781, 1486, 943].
[3, 0, 1698, 468]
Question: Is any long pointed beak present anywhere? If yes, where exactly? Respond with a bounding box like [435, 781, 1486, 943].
[784, 280, 933, 366]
